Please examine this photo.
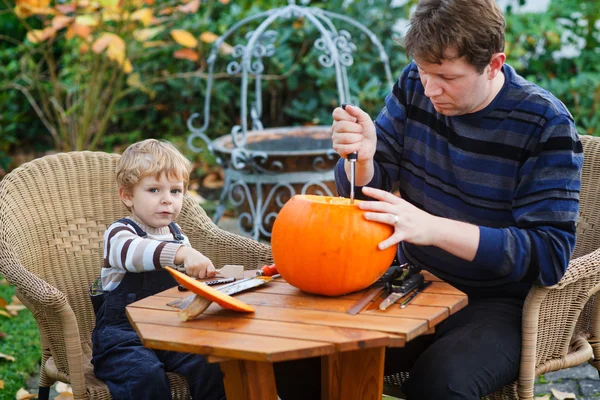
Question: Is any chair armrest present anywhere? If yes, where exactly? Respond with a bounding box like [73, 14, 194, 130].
[179, 196, 274, 269]
[518, 248, 600, 399]
[0, 239, 88, 398]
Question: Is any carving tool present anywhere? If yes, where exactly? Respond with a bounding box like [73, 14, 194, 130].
[400, 281, 432, 308]
[379, 272, 424, 311]
[342, 103, 358, 204]
[347, 262, 406, 315]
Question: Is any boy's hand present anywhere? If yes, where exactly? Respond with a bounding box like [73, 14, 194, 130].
[175, 247, 216, 279]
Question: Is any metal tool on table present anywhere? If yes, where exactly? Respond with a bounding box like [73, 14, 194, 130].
[379, 264, 425, 311]
[168, 275, 274, 310]
[177, 277, 235, 291]
[399, 281, 432, 309]
[347, 262, 406, 315]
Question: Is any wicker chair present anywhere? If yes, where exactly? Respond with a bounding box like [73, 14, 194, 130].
[383, 134, 600, 400]
[0, 151, 273, 400]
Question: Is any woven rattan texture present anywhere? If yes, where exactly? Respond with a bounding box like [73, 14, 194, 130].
[0, 151, 272, 399]
[383, 135, 600, 400]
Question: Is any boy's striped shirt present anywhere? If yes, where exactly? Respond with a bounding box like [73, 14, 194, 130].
[101, 217, 189, 291]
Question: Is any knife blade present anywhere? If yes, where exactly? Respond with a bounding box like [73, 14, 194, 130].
[379, 273, 424, 310]
[346, 262, 407, 315]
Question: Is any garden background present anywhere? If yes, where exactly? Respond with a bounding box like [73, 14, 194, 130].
[1, 0, 599, 398]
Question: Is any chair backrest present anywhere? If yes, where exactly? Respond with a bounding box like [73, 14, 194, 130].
[0, 152, 126, 343]
[572, 135, 600, 259]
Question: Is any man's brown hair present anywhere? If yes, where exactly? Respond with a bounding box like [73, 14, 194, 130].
[404, 0, 505, 73]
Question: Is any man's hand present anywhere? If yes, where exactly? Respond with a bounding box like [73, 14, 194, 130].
[359, 186, 479, 262]
[175, 246, 216, 278]
[332, 104, 377, 186]
[331, 104, 377, 162]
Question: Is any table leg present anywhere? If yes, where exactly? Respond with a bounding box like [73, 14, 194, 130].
[220, 359, 278, 400]
[321, 346, 385, 400]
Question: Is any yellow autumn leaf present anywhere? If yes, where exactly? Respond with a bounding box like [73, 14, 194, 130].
[26, 27, 56, 44]
[105, 44, 125, 64]
[170, 29, 197, 48]
[15, 388, 37, 400]
[0, 310, 11, 318]
[126, 72, 155, 97]
[65, 23, 92, 40]
[199, 31, 218, 43]
[92, 32, 124, 54]
[75, 15, 99, 26]
[218, 0, 229, 4]
[132, 26, 164, 41]
[6, 304, 26, 316]
[52, 15, 73, 30]
[0, 352, 15, 361]
[122, 59, 133, 74]
[173, 48, 198, 62]
[15, 3, 55, 18]
[101, 8, 125, 22]
[177, 0, 199, 14]
[142, 40, 167, 48]
[97, 0, 118, 6]
[131, 8, 152, 26]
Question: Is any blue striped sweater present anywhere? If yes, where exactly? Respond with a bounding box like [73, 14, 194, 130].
[335, 62, 583, 298]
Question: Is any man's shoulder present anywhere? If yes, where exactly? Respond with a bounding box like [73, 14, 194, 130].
[503, 64, 573, 121]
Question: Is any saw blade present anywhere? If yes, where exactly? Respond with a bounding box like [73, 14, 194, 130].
[167, 276, 272, 309]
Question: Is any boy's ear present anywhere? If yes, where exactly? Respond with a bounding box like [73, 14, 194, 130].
[119, 187, 134, 208]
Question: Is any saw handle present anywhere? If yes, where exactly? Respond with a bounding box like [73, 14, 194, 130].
[257, 264, 278, 276]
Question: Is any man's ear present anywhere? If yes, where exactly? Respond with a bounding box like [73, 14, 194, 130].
[488, 52, 506, 79]
[119, 187, 133, 208]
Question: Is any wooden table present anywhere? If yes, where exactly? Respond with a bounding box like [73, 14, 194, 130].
[126, 270, 467, 400]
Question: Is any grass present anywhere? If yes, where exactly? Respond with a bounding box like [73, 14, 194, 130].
[0, 278, 41, 400]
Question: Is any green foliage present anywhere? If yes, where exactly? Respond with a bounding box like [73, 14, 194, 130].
[504, 0, 600, 136]
[0, 280, 42, 399]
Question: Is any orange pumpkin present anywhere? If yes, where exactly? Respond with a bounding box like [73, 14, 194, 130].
[271, 195, 396, 296]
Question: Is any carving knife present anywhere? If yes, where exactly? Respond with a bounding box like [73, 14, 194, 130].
[342, 103, 358, 204]
[379, 273, 425, 311]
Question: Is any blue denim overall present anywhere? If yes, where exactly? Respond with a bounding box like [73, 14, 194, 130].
[91, 219, 226, 400]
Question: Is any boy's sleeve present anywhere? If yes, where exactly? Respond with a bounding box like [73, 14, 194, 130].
[103, 222, 184, 273]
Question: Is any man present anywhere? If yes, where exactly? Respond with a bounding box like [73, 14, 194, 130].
[331, 0, 583, 398]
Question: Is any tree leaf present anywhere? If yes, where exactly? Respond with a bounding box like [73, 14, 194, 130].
[92, 32, 125, 54]
[6, 304, 26, 316]
[75, 15, 99, 26]
[0, 310, 11, 318]
[177, 0, 199, 14]
[65, 23, 92, 40]
[131, 8, 153, 26]
[550, 388, 577, 400]
[0, 297, 6, 309]
[170, 29, 197, 48]
[52, 15, 73, 31]
[173, 48, 198, 62]
[142, 40, 167, 48]
[199, 31, 218, 43]
[0, 379, 4, 389]
[132, 26, 164, 41]
[0, 352, 15, 361]
[26, 27, 56, 44]
[15, 388, 37, 399]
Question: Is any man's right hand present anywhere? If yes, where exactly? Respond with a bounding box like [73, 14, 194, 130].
[331, 104, 377, 162]
[331, 104, 377, 186]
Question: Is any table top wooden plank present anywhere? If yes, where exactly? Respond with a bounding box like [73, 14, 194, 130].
[127, 307, 391, 352]
[130, 320, 334, 363]
[130, 294, 429, 340]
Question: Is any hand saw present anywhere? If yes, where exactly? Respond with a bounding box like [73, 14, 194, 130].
[166, 275, 273, 309]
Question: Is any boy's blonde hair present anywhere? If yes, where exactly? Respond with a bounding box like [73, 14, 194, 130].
[116, 139, 192, 193]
